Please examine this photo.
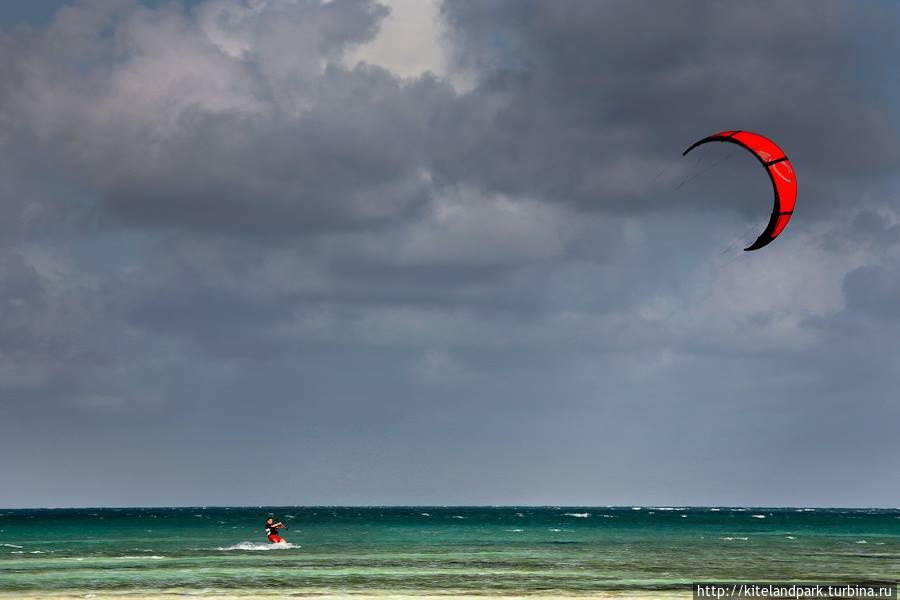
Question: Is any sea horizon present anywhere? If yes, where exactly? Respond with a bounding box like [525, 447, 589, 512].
[5, 504, 900, 510]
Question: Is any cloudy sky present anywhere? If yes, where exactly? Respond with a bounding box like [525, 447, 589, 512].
[1, 0, 899, 508]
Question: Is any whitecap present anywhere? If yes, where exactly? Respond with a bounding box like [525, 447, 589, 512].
[721, 537, 748, 541]
[709, 508, 721, 512]
[855, 540, 868, 544]
[681, 514, 688, 518]
[549, 528, 562, 532]
[506, 529, 524, 532]
[631, 507, 642, 510]
[451, 515, 466, 519]
[786, 536, 797, 540]
[1, 544, 23, 549]
[420, 513, 431, 517]
[751, 515, 766, 519]
[563, 512, 590, 518]
[219, 541, 298, 551]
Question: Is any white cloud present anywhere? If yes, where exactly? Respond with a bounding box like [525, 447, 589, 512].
[343, 0, 449, 80]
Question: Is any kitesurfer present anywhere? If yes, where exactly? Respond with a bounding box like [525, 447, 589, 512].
[265, 516, 286, 543]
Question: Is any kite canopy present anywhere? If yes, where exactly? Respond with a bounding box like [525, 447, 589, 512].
[683, 130, 796, 251]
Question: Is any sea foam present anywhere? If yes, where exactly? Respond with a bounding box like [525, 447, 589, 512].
[219, 542, 298, 551]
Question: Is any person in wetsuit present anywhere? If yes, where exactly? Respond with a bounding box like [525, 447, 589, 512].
[265, 517, 286, 543]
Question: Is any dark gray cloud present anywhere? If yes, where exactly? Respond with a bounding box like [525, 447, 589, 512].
[1, 0, 443, 236]
[437, 0, 899, 215]
[843, 265, 900, 320]
[1, 0, 899, 508]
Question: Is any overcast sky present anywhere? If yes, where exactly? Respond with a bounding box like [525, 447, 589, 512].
[1, 0, 899, 508]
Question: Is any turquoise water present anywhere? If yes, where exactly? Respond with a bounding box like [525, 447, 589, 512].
[0, 507, 898, 596]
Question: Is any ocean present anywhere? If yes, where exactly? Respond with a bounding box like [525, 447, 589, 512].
[0, 507, 898, 598]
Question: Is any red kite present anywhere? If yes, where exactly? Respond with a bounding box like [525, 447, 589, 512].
[683, 130, 796, 251]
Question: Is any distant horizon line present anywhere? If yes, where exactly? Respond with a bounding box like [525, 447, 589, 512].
[2, 504, 899, 511]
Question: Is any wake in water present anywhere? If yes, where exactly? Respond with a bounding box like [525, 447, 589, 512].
[218, 541, 299, 551]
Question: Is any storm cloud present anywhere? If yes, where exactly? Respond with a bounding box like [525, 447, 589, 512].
[1, 0, 899, 508]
